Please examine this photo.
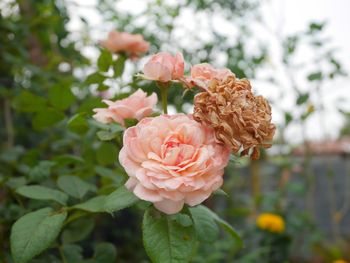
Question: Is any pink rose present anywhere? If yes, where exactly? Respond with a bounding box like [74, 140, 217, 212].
[142, 52, 185, 82]
[182, 63, 234, 89]
[119, 114, 230, 214]
[101, 31, 150, 57]
[93, 89, 157, 126]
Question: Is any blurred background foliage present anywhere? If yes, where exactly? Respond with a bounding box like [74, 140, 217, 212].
[1, 0, 349, 262]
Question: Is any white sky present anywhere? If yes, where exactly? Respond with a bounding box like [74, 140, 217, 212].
[68, 0, 350, 144]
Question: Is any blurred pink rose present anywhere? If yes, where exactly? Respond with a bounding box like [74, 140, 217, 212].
[119, 114, 230, 214]
[101, 31, 149, 57]
[182, 63, 234, 89]
[142, 52, 185, 82]
[93, 89, 157, 126]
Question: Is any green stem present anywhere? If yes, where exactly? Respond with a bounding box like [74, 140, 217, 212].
[157, 82, 169, 114]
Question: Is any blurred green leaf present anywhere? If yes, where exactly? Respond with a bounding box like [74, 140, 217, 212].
[285, 112, 293, 125]
[98, 49, 113, 72]
[124, 118, 138, 128]
[86, 72, 106, 85]
[96, 142, 118, 165]
[198, 205, 243, 249]
[68, 113, 89, 135]
[296, 93, 309, 105]
[62, 244, 83, 263]
[48, 85, 75, 110]
[32, 108, 65, 130]
[12, 91, 46, 112]
[309, 22, 324, 32]
[28, 161, 56, 182]
[10, 208, 67, 263]
[16, 185, 68, 205]
[113, 55, 126, 77]
[57, 175, 95, 199]
[97, 130, 118, 141]
[62, 217, 95, 243]
[86, 242, 117, 263]
[307, 71, 323, 81]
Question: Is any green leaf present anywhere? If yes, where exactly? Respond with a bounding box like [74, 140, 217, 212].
[169, 213, 193, 227]
[5, 177, 27, 189]
[16, 185, 68, 205]
[296, 93, 309, 105]
[199, 205, 243, 249]
[284, 112, 293, 125]
[307, 71, 323, 81]
[309, 22, 324, 32]
[32, 108, 65, 130]
[62, 217, 95, 243]
[10, 207, 67, 263]
[28, 161, 56, 182]
[87, 243, 117, 263]
[113, 55, 126, 77]
[57, 175, 95, 199]
[95, 166, 125, 185]
[48, 85, 75, 110]
[97, 130, 117, 141]
[12, 91, 46, 112]
[85, 72, 106, 85]
[53, 154, 84, 167]
[96, 142, 118, 165]
[77, 97, 104, 113]
[124, 118, 138, 128]
[213, 188, 229, 197]
[74, 196, 107, 213]
[62, 244, 83, 263]
[68, 113, 89, 135]
[104, 186, 139, 213]
[142, 207, 196, 263]
[189, 205, 219, 243]
[98, 49, 113, 72]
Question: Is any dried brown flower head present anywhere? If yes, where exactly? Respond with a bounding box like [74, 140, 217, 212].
[193, 76, 276, 160]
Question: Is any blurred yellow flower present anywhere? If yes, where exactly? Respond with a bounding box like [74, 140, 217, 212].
[333, 260, 348, 263]
[307, 103, 315, 114]
[256, 213, 285, 233]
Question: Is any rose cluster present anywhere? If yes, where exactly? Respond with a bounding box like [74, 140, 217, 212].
[93, 31, 275, 214]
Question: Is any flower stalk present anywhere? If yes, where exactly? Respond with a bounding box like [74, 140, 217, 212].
[157, 81, 169, 114]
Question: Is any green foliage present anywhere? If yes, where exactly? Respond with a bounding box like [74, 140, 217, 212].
[96, 142, 118, 165]
[10, 208, 67, 263]
[32, 108, 65, 130]
[48, 84, 75, 110]
[113, 54, 126, 77]
[12, 91, 47, 113]
[104, 186, 139, 213]
[16, 185, 68, 205]
[57, 175, 95, 199]
[68, 113, 89, 135]
[1, 0, 348, 262]
[189, 205, 219, 243]
[74, 196, 107, 213]
[142, 207, 196, 263]
[98, 49, 113, 72]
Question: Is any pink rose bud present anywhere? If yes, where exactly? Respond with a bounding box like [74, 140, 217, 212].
[142, 52, 185, 82]
[93, 89, 157, 127]
[182, 63, 234, 90]
[100, 31, 150, 58]
[119, 114, 230, 214]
